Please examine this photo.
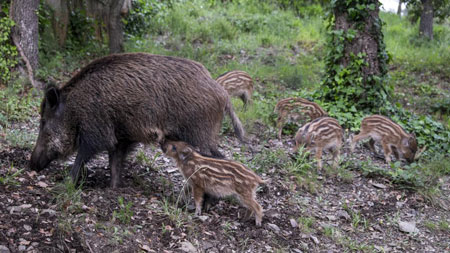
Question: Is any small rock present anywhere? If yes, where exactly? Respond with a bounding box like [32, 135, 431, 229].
[396, 201, 405, 208]
[18, 245, 26, 252]
[0, 245, 10, 253]
[36, 181, 48, 188]
[19, 239, 30, 246]
[202, 241, 214, 250]
[180, 241, 196, 253]
[8, 206, 21, 214]
[371, 182, 387, 189]
[300, 242, 309, 250]
[326, 215, 337, 221]
[398, 221, 419, 233]
[20, 204, 32, 209]
[290, 218, 298, 228]
[292, 249, 303, 253]
[265, 210, 281, 218]
[310, 235, 319, 244]
[139, 244, 154, 252]
[41, 209, 56, 216]
[197, 216, 209, 222]
[267, 223, 280, 233]
[336, 210, 350, 220]
[372, 224, 382, 232]
[166, 168, 178, 173]
[23, 225, 32, 231]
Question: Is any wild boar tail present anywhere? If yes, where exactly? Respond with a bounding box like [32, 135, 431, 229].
[225, 100, 246, 142]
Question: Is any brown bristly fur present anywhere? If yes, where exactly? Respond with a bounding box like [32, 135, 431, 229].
[162, 140, 264, 226]
[275, 97, 327, 139]
[350, 115, 418, 163]
[216, 70, 253, 106]
[294, 117, 343, 169]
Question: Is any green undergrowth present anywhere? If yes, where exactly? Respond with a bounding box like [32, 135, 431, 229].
[0, 80, 39, 126]
[125, 0, 324, 90]
[355, 155, 450, 201]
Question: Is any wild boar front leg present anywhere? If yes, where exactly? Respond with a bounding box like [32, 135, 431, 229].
[277, 112, 287, 140]
[332, 146, 341, 169]
[350, 131, 369, 152]
[315, 147, 323, 170]
[380, 140, 393, 163]
[192, 186, 205, 216]
[70, 138, 97, 185]
[240, 192, 263, 227]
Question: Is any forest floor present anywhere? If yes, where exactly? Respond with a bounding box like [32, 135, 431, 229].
[0, 119, 449, 253]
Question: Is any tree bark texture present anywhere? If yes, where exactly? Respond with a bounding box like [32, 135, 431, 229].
[419, 0, 433, 40]
[10, 0, 39, 71]
[397, 0, 402, 16]
[107, 0, 125, 53]
[46, 0, 69, 47]
[334, 0, 382, 83]
[86, 0, 125, 53]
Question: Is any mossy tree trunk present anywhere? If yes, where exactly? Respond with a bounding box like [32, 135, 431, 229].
[321, 0, 389, 111]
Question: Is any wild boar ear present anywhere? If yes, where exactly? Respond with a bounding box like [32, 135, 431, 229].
[45, 86, 60, 110]
[401, 137, 410, 147]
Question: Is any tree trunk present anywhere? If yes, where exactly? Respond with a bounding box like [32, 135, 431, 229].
[321, 0, 389, 111]
[397, 0, 402, 16]
[107, 0, 125, 54]
[334, 1, 382, 82]
[46, 0, 70, 47]
[10, 0, 39, 86]
[419, 0, 433, 40]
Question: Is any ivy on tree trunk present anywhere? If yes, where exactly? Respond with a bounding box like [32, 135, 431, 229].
[320, 0, 390, 112]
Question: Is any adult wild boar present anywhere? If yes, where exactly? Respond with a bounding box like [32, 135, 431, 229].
[30, 53, 245, 188]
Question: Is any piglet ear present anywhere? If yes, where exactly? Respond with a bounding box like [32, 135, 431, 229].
[401, 137, 410, 147]
[45, 86, 60, 110]
[179, 147, 192, 161]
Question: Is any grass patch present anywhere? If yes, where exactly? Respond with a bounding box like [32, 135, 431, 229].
[382, 12, 450, 75]
[287, 146, 321, 194]
[355, 155, 450, 203]
[161, 198, 189, 228]
[248, 147, 289, 174]
[0, 165, 23, 186]
[0, 80, 40, 126]
[112, 196, 134, 224]
[52, 177, 84, 214]
[297, 216, 316, 234]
